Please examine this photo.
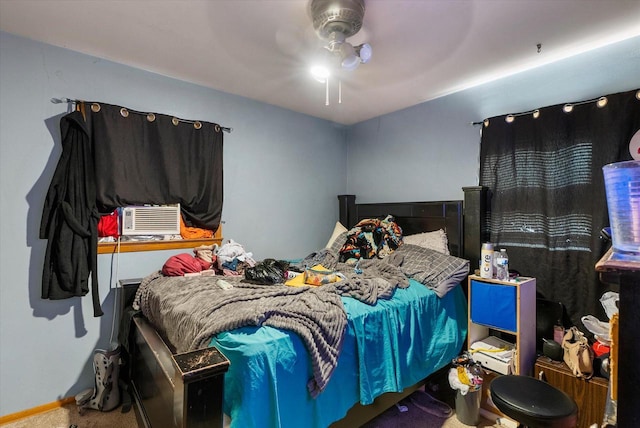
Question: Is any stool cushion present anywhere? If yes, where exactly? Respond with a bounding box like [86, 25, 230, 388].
[490, 375, 578, 428]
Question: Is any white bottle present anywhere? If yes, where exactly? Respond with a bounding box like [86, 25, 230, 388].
[480, 243, 494, 279]
[495, 249, 509, 281]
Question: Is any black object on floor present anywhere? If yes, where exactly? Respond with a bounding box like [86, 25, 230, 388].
[490, 375, 578, 428]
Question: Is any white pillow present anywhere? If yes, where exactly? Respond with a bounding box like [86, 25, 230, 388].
[325, 221, 348, 249]
[402, 229, 450, 254]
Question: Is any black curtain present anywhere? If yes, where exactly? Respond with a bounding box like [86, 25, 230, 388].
[41, 102, 224, 316]
[90, 102, 224, 230]
[479, 89, 640, 329]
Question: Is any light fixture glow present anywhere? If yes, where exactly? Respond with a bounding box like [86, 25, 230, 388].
[310, 65, 331, 83]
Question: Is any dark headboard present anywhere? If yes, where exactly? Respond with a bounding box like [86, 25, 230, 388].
[337, 195, 464, 258]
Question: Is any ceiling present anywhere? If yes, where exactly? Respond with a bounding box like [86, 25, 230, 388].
[1, 0, 640, 125]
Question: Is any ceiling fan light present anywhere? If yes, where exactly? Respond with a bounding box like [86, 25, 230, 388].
[355, 43, 372, 63]
[310, 65, 331, 82]
[340, 42, 360, 70]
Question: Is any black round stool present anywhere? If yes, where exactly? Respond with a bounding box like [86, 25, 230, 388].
[490, 375, 578, 428]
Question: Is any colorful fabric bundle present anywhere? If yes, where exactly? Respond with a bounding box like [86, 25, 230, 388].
[339, 215, 402, 263]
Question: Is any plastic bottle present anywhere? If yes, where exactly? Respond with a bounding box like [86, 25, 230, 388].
[495, 248, 509, 281]
[480, 243, 494, 279]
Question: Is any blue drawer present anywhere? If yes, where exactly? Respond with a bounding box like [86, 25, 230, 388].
[470, 279, 517, 332]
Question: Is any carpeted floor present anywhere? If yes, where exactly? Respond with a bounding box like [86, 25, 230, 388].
[2, 388, 499, 428]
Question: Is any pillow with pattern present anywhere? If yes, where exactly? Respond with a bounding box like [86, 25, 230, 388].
[387, 244, 468, 297]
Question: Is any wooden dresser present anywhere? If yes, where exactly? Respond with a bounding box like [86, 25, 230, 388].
[534, 356, 608, 428]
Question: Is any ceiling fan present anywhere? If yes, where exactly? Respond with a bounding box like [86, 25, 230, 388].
[308, 0, 372, 93]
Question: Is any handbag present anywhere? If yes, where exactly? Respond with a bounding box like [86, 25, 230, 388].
[562, 326, 594, 378]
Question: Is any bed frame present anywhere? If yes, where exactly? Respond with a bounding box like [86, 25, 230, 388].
[121, 189, 487, 428]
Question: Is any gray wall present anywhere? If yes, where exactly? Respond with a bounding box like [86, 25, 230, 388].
[1, 30, 638, 416]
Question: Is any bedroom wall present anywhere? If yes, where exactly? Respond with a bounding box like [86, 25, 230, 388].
[0, 32, 347, 416]
[346, 35, 640, 203]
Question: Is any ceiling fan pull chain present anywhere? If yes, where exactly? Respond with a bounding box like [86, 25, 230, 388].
[326, 77, 330, 106]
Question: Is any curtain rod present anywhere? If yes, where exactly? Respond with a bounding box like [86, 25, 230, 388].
[470, 93, 626, 127]
[50, 98, 233, 133]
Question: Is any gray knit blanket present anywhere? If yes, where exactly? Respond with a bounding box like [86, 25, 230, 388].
[133, 259, 407, 397]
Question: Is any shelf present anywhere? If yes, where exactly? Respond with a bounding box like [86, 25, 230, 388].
[98, 228, 223, 254]
[467, 275, 536, 376]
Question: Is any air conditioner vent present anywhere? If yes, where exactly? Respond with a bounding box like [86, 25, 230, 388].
[121, 204, 181, 235]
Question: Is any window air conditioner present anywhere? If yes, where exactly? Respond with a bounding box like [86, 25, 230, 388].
[121, 204, 181, 236]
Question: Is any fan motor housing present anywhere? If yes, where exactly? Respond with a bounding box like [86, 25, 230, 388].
[310, 0, 366, 40]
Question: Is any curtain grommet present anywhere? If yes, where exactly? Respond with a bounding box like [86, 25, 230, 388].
[596, 97, 608, 108]
[194, 121, 202, 130]
[214, 124, 221, 132]
[172, 117, 180, 126]
[483, 119, 489, 128]
[532, 109, 540, 119]
[505, 115, 515, 123]
[91, 103, 101, 113]
[636, 90, 640, 100]
[120, 108, 129, 117]
[563, 104, 573, 113]
[146, 113, 156, 122]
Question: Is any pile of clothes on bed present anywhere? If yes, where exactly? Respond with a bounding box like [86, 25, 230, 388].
[161, 239, 256, 277]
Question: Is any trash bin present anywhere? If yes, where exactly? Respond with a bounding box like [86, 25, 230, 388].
[455, 387, 481, 426]
[449, 352, 483, 426]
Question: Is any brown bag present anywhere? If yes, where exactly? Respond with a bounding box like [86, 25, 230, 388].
[562, 326, 594, 378]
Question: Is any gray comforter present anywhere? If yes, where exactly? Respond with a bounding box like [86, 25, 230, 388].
[133, 259, 408, 396]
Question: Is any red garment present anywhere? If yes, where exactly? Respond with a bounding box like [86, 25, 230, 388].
[162, 253, 208, 276]
[592, 340, 610, 357]
[98, 210, 119, 238]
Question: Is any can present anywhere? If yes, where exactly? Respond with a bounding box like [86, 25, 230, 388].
[480, 243, 494, 279]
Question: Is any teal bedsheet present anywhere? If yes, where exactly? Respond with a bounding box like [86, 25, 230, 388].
[210, 280, 467, 428]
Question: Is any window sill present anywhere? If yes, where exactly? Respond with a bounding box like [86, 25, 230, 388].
[98, 228, 223, 254]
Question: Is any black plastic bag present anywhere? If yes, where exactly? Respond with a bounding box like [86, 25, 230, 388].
[244, 259, 289, 284]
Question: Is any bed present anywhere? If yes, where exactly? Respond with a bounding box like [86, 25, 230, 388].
[120, 194, 477, 428]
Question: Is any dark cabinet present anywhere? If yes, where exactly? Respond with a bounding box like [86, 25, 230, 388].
[535, 357, 607, 428]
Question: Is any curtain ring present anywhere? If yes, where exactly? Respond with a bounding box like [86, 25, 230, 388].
[194, 121, 202, 130]
[214, 124, 221, 132]
[147, 113, 156, 122]
[172, 117, 180, 126]
[91, 103, 101, 112]
[596, 97, 608, 108]
[120, 108, 129, 117]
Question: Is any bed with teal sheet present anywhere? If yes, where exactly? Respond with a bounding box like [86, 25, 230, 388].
[212, 279, 467, 428]
[124, 196, 472, 428]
